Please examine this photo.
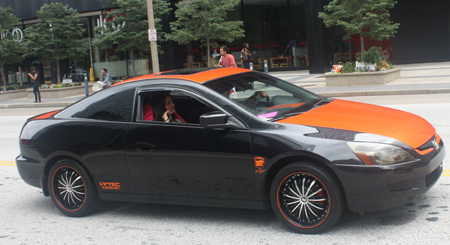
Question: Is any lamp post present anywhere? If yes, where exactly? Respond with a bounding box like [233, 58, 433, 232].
[146, 0, 159, 73]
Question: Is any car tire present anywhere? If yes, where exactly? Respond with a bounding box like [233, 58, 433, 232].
[48, 159, 99, 217]
[270, 162, 345, 234]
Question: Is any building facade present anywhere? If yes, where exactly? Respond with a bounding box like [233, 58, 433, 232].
[1, 0, 449, 84]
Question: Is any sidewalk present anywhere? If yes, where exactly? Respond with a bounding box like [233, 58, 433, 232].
[1, 62, 449, 109]
[270, 61, 450, 97]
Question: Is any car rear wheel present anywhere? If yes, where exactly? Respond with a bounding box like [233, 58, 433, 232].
[270, 162, 345, 234]
[48, 159, 99, 217]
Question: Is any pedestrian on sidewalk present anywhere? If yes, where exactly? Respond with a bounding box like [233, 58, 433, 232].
[97, 68, 112, 89]
[28, 67, 41, 103]
[240, 43, 252, 69]
[216, 45, 237, 68]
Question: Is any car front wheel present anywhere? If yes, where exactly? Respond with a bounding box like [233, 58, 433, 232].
[271, 162, 345, 234]
[48, 159, 99, 217]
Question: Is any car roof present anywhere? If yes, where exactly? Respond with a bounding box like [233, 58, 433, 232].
[112, 67, 251, 87]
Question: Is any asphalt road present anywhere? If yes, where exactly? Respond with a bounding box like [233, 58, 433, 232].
[1, 95, 449, 244]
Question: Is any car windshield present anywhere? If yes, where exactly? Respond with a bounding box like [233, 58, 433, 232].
[203, 72, 330, 121]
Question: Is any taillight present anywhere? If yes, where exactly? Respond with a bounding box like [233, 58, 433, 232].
[20, 126, 32, 146]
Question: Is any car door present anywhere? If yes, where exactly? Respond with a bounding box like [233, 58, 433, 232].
[54, 87, 137, 193]
[125, 87, 255, 200]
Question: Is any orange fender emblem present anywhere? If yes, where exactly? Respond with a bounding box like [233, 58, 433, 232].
[255, 157, 266, 174]
[99, 182, 121, 190]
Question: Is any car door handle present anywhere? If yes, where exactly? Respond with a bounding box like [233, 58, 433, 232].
[135, 142, 154, 151]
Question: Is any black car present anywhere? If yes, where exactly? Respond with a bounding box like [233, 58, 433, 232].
[16, 68, 445, 233]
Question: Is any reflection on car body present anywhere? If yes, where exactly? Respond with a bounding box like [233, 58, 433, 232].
[16, 67, 445, 234]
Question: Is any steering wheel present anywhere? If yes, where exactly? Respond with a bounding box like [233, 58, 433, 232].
[253, 94, 270, 108]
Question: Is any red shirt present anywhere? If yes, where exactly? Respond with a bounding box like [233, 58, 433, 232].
[222, 54, 237, 68]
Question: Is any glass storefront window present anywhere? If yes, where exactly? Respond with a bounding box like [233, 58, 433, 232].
[91, 15, 152, 80]
[179, 0, 309, 70]
[289, 0, 308, 68]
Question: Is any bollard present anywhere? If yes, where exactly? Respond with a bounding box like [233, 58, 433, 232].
[84, 73, 89, 97]
[249, 62, 253, 70]
[264, 60, 268, 74]
[19, 66, 23, 86]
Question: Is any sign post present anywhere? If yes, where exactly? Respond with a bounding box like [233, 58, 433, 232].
[146, 0, 159, 73]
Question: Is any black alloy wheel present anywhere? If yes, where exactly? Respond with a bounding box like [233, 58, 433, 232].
[48, 159, 99, 217]
[271, 162, 345, 234]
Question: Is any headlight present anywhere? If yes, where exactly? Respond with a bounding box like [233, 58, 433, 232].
[347, 142, 417, 165]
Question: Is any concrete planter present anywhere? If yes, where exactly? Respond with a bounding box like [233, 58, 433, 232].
[27, 85, 93, 99]
[0, 89, 27, 101]
[325, 68, 401, 86]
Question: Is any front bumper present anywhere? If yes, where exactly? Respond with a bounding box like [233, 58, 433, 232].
[333, 145, 445, 212]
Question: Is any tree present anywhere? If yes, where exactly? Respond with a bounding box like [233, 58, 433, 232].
[92, 0, 171, 77]
[25, 3, 87, 84]
[166, 0, 245, 67]
[318, 0, 400, 61]
[0, 6, 25, 88]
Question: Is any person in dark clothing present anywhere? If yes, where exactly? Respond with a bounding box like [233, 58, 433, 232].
[241, 43, 252, 69]
[28, 67, 41, 103]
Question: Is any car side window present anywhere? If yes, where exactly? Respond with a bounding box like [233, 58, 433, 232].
[140, 90, 215, 124]
[71, 89, 135, 122]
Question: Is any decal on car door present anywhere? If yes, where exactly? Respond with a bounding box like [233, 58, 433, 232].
[254, 157, 266, 174]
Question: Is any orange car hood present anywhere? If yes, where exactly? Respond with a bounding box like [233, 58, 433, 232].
[277, 99, 435, 149]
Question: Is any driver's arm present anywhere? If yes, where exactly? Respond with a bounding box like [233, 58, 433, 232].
[243, 91, 268, 107]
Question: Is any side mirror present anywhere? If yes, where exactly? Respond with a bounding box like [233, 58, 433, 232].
[200, 111, 229, 128]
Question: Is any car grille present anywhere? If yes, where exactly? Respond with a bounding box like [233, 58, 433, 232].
[388, 180, 413, 192]
[425, 164, 443, 188]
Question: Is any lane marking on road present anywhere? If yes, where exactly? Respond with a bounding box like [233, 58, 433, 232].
[0, 161, 16, 166]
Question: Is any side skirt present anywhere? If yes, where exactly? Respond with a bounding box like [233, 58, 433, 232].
[98, 193, 270, 210]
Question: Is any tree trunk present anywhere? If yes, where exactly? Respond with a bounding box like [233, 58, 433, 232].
[207, 38, 211, 67]
[0, 61, 6, 88]
[55, 44, 61, 84]
[41, 56, 45, 84]
[130, 50, 136, 77]
[360, 34, 365, 62]
[56, 59, 61, 84]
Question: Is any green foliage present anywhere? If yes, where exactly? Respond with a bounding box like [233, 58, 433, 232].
[25, 3, 87, 83]
[363, 46, 382, 64]
[26, 3, 87, 62]
[1, 84, 20, 91]
[93, 0, 171, 54]
[0, 6, 26, 87]
[340, 62, 356, 73]
[319, 0, 400, 59]
[92, 0, 171, 76]
[166, 0, 245, 66]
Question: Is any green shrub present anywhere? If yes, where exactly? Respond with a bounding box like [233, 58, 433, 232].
[1, 84, 20, 91]
[363, 46, 382, 64]
[341, 62, 356, 73]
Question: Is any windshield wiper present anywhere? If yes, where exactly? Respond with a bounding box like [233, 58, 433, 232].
[268, 98, 334, 122]
[268, 112, 303, 122]
[313, 97, 334, 108]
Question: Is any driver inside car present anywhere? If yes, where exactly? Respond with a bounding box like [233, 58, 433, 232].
[143, 92, 186, 123]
